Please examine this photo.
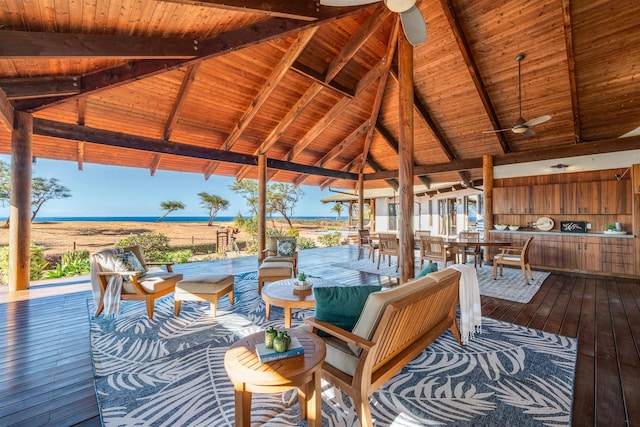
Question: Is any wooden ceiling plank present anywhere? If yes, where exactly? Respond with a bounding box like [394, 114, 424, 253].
[367, 155, 399, 190]
[15, 9, 369, 112]
[0, 87, 13, 131]
[221, 27, 318, 152]
[32, 118, 359, 180]
[291, 62, 355, 98]
[0, 31, 199, 59]
[160, 0, 363, 21]
[324, 5, 391, 83]
[320, 154, 363, 190]
[0, 76, 81, 100]
[437, 0, 511, 154]
[359, 16, 400, 174]
[150, 154, 162, 176]
[163, 63, 201, 141]
[561, 0, 582, 143]
[375, 123, 399, 153]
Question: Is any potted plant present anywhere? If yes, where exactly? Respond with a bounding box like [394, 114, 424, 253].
[297, 272, 307, 286]
[294, 272, 311, 290]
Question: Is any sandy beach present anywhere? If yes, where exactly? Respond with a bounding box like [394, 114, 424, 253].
[0, 218, 350, 257]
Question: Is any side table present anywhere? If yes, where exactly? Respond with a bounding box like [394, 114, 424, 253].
[224, 329, 326, 427]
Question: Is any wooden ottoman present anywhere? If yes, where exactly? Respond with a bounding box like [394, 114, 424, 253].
[174, 273, 234, 317]
[257, 261, 293, 295]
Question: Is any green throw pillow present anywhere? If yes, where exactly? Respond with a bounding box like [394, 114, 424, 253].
[416, 262, 438, 278]
[113, 252, 147, 282]
[313, 285, 382, 335]
[276, 239, 296, 257]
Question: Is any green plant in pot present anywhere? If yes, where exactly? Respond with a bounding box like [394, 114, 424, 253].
[297, 272, 307, 286]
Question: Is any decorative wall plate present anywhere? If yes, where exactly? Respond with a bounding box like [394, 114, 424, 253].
[536, 217, 554, 231]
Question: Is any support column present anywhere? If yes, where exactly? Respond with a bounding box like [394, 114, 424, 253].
[258, 155, 266, 263]
[632, 164, 640, 275]
[483, 154, 494, 262]
[370, 200, 375, 231]
[357, 174, 364, 230]
[398, 32, 415, 284]
[348, 201, 353, 228]
[9, 111, 32, 292]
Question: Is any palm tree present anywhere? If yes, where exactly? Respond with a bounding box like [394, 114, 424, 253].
[331, 203, 344, 221]
[157, 201, 185, 222]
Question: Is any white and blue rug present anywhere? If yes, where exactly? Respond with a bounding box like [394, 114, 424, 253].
[334, 259, 550, 304]
[89, 272, 576, 426]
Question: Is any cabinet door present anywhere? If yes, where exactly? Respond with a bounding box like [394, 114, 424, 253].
[577, 239, 601, 271]
[600, 180, 631, 214]
[541, 237, 563, 268]
[492, 187, 510, 214]
[515, 186, 534, 214]
[576, 182, 600, 214]
[559, 183, 578, 214]
[542, 184, 562, 215]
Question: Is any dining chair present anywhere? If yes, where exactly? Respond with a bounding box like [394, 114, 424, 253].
[418, 236, 455, 269]
[377, 233, 399, 271]
[493, 236, 534, 284]
[415, 230, 431, 239]
[357, 229, 377, 262]
[458, 231, 482, 268]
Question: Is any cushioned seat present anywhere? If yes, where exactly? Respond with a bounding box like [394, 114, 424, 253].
[174, 273, 234, 317]
[257, 261, 293, 294]
[262, 236, 298, 275]
[122, 271, 182, 294]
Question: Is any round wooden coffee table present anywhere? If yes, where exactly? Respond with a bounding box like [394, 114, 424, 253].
[224, 329, 326, 427]
[261, 278, 325, 328]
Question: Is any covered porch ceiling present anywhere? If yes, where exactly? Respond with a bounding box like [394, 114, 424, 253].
[0, 0, 639, 191]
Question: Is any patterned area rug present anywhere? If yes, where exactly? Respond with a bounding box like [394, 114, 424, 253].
[334, 259, 550, 303]
[90, 272, 575, 426]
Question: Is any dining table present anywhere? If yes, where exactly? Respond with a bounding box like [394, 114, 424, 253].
[442, 237, 512, 264]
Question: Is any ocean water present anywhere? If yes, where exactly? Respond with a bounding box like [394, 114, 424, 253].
[27, 216, 335, 223]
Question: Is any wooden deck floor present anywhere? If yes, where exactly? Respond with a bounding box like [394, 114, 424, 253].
[1, 245, 638, 426]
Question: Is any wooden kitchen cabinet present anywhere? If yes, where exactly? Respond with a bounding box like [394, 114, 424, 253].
[600, 179, 631, 214]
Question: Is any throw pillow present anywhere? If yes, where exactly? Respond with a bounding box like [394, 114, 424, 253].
[313, 285, 382, 335]
[113, 252, 147, 282]
[416, 262, 438, 278]
[277, 239, 296, 257]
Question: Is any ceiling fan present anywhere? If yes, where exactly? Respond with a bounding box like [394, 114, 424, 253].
[484, 53, 551, 137]
[320, 0, 427, 46]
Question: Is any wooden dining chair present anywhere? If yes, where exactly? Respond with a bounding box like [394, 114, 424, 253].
[418, 236, 455, 269]
[377, 233, 399, 271]
[458, 231, 482, 268]
[493, 237, 534, 284]
[415, 230, 431, 239]
[357, 229, 378, 262]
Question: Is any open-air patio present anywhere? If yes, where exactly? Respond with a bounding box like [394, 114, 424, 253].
[1, 245, 639, 426]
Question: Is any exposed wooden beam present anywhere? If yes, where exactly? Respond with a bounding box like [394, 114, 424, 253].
[164, 63, 201, 141]
[324, 5, 390, 83]
[291, 62, 355, 98]
[235, 82, 324, 181]
[437, 0, 511, 154]
[561, 0, 582, 143]
[77, 142, 84, 171]
[14, 9, 369, 112]
[161, 0, 365, 21]
[222, 28, 318, 152]
[0, 87, 13, 131]
[76, 98, 85, 170]
[375, 123, 399, 152]
[31, 118, 359, 181]
[416, 179, 484, 197]
[0, 76, 81, 100]
[365, 134, 640, 180]
[354, 56, 390, 96]
[294, 120, 371, 186]
[320, 155, 362, 190]
[367, 155, 399, 190]
[0, 31, 199, 58]
[204, 161, 220, 180]
[150, 154, 162, 176]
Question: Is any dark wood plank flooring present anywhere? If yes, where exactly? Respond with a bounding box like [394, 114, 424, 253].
[0, 245, 638, 426]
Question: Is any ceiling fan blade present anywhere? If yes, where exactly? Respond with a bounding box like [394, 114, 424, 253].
[320, 0, 380, 6]
[522, 128, 536, 137]
[482, 128, 512, 134]
[400, 5, 427, 46]
[524, 114, 551, 127]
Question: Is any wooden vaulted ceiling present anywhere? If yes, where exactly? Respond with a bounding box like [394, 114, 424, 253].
[0, 0, 639, 191]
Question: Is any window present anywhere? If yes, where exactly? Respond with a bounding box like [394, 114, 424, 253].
[388, 203, 398, 231]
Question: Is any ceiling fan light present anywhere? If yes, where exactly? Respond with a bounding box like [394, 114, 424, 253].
[512, 124, 529, 134]
[384, 0, 416, 13]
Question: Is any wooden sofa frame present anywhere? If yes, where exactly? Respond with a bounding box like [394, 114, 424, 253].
[304, 270, 462, 427]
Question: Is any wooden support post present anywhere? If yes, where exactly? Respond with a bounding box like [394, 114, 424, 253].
[9, 111, 32, 292]
[348, 201, 353, 228]
[258, 155, 266, 262]
[483, 154, 494, 261]
[358, 174, 364, 230]
[632, 164, 640, 275]
[370, 199, 375, 232]
[398, 32, 415, 284]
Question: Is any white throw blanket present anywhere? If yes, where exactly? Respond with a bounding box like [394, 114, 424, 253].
[90, 247, 125, 317]
[449, 264, 482, 344]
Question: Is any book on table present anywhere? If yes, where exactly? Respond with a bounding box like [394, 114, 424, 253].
[256, 337, 305, 363]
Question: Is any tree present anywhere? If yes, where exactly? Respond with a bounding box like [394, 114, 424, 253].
[229, 179, 259, 216]
[30, 177, 71, 222]
[157, 201, 185, 222]
[269, 183, 303, 228]
[331, 202, 344, 221]
[198, 192, 229, 226]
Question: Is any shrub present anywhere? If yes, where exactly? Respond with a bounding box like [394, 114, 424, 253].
[296, 237, 316, 250]
[317, 232, 342, 247]
[163, 249, 193, 264]
[61, 249, 89, 265]
[0, 244, 47, 284]
[266, 227, 286, 238]
[115, 232, 170, 262]
[286, 228, 300, 237]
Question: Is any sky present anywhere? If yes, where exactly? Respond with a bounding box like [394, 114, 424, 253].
[0, 155, 339, 219]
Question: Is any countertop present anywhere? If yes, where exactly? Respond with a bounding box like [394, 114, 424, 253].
[488, 229, 635, 238]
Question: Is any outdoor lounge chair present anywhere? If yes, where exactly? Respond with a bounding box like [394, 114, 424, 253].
[262, 236, 298, 275]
